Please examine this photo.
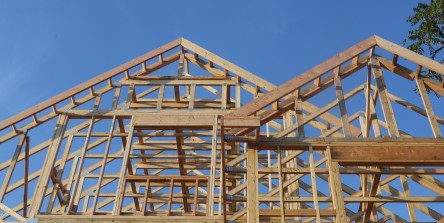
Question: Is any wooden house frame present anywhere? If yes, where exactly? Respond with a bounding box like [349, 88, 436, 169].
[0, 36, 444, 222]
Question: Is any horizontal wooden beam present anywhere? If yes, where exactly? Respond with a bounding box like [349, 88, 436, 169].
[120, 79, 238, 86]
[255, 137, 444, 147]
[222, 116, 260, 128]
[133, 114, 215, 128]
[259, 196, 444, 203]
[65, 109, 228, 118]
[226, 167, 444, 175]
[331, 146, 444, 166]
[259, 209, 336, 217]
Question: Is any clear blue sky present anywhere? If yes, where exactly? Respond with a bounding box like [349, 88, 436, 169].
[0, 0, 422, 120]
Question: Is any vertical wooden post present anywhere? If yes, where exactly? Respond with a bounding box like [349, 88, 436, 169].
[178, 52, 185, 76]
[309, 146, 321, 223]
[111, 86, 122, 110]
[294, 96, 305, 138]
[23, 135, 30, 217]
[29, 114, 68, 217]
[220, 117, 227, 221]
[189, 84, 196, 110]
[235, 78, 241, 109]
[266, 124, 273, 209]
[157, 84, 165, 110]
[277, 146, 285, 223]
[221, 83, 227, 110]
[193, 179, 199, 216]
[333, 66, 352, 138]
[246, 144, 259, 223]
[167, 179, 174, 216]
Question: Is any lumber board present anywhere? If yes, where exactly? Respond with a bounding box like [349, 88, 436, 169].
[330, 146, 444, 165]
[133, 114, 215, 127]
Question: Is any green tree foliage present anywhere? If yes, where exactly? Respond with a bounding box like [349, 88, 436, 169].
[404, 0, 444, 84]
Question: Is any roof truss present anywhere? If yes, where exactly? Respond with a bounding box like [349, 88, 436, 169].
[1, 36, 444, 222]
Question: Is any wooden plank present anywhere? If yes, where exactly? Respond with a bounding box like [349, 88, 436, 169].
[333, 68, 352, 137]
[235, 83, 241, 108]
[175, 129, 191, 212]
[167, 179, 174, 216]
[193, 179, 198, 216]
[277, 146, 285, 223]
[227, 36, 376, 117]
[364, 65, 371, 138]
[93, 93, 102, 110]
[133, 114, 215, 127]
[207, 116, 218, 216]
[120, 79, 238, 86]
[325, 146, 347, 222]
[246, 144, 259, 223]
[416, 77, 442, 138]
[308, 146, 321, 223]
[189, 84, 196, 110]
[222, 116, 260, 128]
[37, 215, 224, 223]
[23, 136, 29, 217]
[294, 96, 305, 138]
[376, 56, 416, 80]
[221, 84, 227, 110]
[369, 57, 400, 138]
[0, 202, 25, 222]
[259, 209, 336, 217]
[253, 166, 444, 175]
[156, 84, 165, 110]
[330, 146, 444, 165]
[259, 195, 444, 203]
